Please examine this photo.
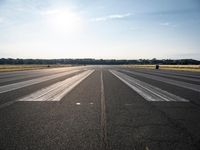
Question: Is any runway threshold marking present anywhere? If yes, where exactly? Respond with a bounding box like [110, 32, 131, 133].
[110, 70, 189, 102]
[100, 71, 108, 149]
[136, 70, 200, 82]
[0, 69, 81, 94]
[122, 70, 200, 92]
[18, 70, 94, 101]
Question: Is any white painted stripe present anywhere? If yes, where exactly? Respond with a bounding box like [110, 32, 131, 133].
[0, 69, 80, 94]
[0, 100, 17, 110]
[110, 70, 189, 102]
[18, 70, 94, 101]
[122, 70, 200, 92]
[135, 70, 200, 82]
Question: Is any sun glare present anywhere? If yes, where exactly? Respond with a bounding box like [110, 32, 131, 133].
[44, 9, 82, 33]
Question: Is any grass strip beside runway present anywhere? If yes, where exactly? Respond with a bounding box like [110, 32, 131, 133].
[122, 65, 200, 72]
[0, 64, 72, 72]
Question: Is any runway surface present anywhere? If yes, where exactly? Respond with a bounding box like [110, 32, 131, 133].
[0, 65, 200, 150]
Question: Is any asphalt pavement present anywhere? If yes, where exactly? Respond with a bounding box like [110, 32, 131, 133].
[0, 66, 200, 150]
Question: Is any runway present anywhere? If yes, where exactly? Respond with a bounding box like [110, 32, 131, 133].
[0, 65, 200, 150]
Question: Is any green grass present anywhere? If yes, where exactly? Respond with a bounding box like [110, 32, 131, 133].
[0, 64, 72, 72]
[122, 64, 200, 72]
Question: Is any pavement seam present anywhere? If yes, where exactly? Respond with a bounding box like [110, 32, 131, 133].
[101, 70, 108, 150]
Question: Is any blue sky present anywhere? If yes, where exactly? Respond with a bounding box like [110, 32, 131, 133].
[0, 0, 200, 59]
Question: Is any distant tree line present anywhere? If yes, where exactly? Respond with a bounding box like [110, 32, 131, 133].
[0, 58, 199, 65]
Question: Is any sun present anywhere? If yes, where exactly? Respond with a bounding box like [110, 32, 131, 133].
[44, 9, 82, 33]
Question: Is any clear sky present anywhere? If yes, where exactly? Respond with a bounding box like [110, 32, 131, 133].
[0, 0, 200, 60]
